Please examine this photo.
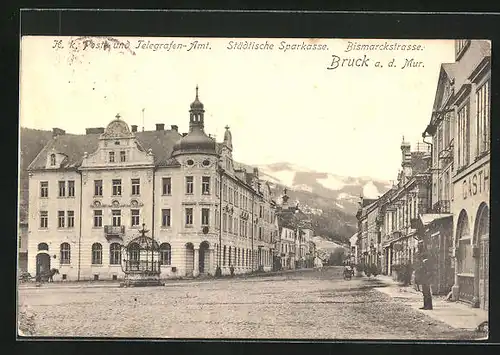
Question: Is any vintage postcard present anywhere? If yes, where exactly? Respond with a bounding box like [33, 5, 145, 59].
[18, 36, 490, 340]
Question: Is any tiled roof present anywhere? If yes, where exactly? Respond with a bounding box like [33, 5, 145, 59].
[361, 198, 377, 207]
[453, 40, 491, 90]
[28, 129, 183, 170]
[135, 130, 183, 166]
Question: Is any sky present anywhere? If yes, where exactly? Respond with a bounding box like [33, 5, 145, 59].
[20, 37, 455, 181]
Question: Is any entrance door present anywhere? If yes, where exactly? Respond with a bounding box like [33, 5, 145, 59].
[199, 241, 209, 274]
[36, 253, 51, 276]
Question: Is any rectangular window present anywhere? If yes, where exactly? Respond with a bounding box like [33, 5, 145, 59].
[58, 181, 66, 197]
[94, 210, 102, 227]
[215, 178, 220, 197]
[457, 104, 470, 168]
[223, 183, 227, 201]
[201, 208, 210, 226]
[109, 151, 115, 163]
[456, 40, 469, 57]
[162, 177, 172, 195]
[40, 181, 49, 198]
[185, 208, 193, 226]
[476, 80, 490, 155]
[68, 180, 75, 197]
[67, 210, 75, 228]
[259, 205, 264, 218]
[94, 180, 103, 196]
[131, 178, 140, 196]
[223, 213, 227, 232]
[229, 187, 233, 204]
[228, 216, 233, 234]
[437, 126, 443, 158]
[234, 218, 238, 235]
[202, 176, 210, 195]
[162, 209, 171, 227]
[40, 211, 48, 228]
[131, 209, 140, 227]
[234, 190, 239, 207]
[215, 210, 220, 229]
[444, 116, 450, 148]
[112, 210, 121, 227]
[186, 176, 194, 194]
[112, 179, 122, 196]
[120, 151, 126, 162]
[58, 211, 65, 228]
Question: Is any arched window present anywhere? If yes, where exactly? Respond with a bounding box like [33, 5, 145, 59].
[110, 243, 121, 265]
[38, 243, 49, 251]
[128, 242, 140, 262]
[159, 243, 171, 266]
[223, 245, 226, 266]
[91, 243, 102, 265]
[60, 243, 71, 264]
[456, 210, 473, 274]
[50, 154, 56, 166]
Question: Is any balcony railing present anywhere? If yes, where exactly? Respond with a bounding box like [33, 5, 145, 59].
[432, 200, 451, 214]
[104, 225, 125, 241]
[124, 260, 161, 274]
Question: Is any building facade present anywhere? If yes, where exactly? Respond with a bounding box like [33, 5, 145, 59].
[359, 140, 431, 278]
[26, 88, 276, 281]
[448, 40, 490, 310]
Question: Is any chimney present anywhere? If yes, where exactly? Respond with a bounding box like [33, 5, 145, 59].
[182, 133, 188, 137]
[85, 127, 105, 135]
[171, 125, 178, 132]
[131, 125, 138, 133]
[52, 128, 66, 137]
[156, 123, 165, 131]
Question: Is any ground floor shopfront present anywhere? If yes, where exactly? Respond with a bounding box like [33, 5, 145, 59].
[451, 158, 489, 310]
[382, 231, 418, 277]
[417, 214, 454, 295]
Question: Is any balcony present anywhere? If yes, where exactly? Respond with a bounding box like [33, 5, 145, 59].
[432, 200, 451, 214]
[104, 225, 125, 241]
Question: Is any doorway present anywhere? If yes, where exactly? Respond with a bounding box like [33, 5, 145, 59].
[36, 253, 51, 276]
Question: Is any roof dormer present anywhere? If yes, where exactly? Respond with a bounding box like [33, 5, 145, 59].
[46, 150, 67, 169]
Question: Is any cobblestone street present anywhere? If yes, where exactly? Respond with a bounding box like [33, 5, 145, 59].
[18, 267, 483, 340]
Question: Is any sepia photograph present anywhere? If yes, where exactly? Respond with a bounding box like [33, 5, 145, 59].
[17, 35, 490, 340]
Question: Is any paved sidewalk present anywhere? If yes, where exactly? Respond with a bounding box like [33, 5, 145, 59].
[373, 275, 488, 332]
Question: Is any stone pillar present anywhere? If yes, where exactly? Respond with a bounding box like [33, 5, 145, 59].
[193, 248, 199, 277]
[451, 241, 460, 301]
[209, 249, 214, 275]
[472, 244, 480, 308]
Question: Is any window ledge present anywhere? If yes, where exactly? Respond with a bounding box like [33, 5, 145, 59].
[160, 226, 172, 229]
[162, 194, 172, 196]
[91, 264, 103, 267]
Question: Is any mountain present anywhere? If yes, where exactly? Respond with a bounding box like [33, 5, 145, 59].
[239, 162, 391, 215]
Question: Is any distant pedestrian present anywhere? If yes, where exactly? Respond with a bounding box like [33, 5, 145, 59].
[418, 258, 433, 310]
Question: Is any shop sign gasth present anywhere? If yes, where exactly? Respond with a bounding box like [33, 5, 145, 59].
[462, 165, 489, 200]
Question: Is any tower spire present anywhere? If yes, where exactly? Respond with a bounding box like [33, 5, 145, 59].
[196, 85, 199, 99]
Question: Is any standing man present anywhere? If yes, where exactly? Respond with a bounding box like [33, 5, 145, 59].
[419, 258, 433, 310]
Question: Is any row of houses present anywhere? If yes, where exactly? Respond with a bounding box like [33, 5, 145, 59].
[354, 40, 490, 311]
[18, 87, 316, 280]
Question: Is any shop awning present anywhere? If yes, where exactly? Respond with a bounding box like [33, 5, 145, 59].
[419, 213, 452, 227]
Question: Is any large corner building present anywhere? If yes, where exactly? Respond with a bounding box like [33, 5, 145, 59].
[26, 88, 277, 281]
